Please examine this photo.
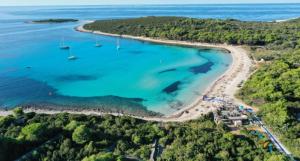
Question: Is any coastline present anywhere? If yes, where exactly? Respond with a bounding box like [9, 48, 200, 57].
[0, 23, 253, 122]
[275, 16, 300, 23]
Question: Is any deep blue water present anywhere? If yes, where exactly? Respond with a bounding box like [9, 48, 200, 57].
[1, 4, 300, 23]
[0, 4, 299, 115]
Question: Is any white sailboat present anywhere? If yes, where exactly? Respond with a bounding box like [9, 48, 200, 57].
[60, 37, 70, 50]
[95, 37, 102, 47]
[116, 38, 120, 50]
[68, 49, 77, 60]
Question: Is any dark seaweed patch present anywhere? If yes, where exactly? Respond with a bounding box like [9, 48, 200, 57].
[196, 49, 212, 57]
[0, 77, 160, 117]
[169, 100, 184, 110]
[130, 50, 143, 55]
[162, 81, 181, 94]
[198, 48, 212, 52]
[56, 74, 98, 82]
[0, 77, 57, 105]
[158, 68, 177, 74]
[189, 62, 214, 74]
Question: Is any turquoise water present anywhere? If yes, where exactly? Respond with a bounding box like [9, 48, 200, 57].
[0, 22, 231, 114]
[0, 4, 299, 115]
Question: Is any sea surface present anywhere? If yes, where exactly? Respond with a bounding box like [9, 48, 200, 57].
[0, 4, 299, 115]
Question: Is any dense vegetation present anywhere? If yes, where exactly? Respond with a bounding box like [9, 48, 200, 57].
[84, 17, 300, 159]
[238, 49, 300, 158]
[32, 19, 78, 23]
[84, 16, 300, 51]
[0, 109, 287, 161]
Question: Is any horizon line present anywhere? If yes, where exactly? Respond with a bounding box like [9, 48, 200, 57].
[1, 2, 300, 7]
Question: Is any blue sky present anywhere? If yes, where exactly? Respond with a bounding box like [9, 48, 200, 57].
[0, 0, 299, 6]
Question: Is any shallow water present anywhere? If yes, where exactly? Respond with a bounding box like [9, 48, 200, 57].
[0, 23, 231, 114]
[0, 4, 299, 115]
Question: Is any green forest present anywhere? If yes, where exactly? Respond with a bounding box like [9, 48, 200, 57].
[84, 17, 300, 51]
[0, 109, 288, 161]
[237, 49, 300, 158]
[84, 17, 300, 159]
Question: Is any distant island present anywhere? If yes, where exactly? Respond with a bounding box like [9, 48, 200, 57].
[31, 18, 78, 24]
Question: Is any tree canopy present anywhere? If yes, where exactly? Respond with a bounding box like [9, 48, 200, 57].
[0, 112, 286, 161]
[72, 125, 91, 144]
[84, 16, 300, 49]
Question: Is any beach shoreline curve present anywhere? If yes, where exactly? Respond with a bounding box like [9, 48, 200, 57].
[0, 22, 254, 122]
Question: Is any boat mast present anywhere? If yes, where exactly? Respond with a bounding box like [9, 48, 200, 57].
[61, 37, 65, 47]
[68, 48, 71, 57]
[117, 38, 120, 50]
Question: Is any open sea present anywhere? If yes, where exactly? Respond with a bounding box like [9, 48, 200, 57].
[0, 4, 299, 115]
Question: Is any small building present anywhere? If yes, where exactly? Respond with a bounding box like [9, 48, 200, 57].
[213, 111, 222, 124]
[233, 120, 243, 127]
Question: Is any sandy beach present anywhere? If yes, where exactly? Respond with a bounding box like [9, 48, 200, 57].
[0, 23, 253, 122]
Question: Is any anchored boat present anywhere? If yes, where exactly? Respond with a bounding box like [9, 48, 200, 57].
[60, 37, 70, 50]
[116, 38, 120, 50]
[68, 49, 77, 60]
[95, 37, 102, 47]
